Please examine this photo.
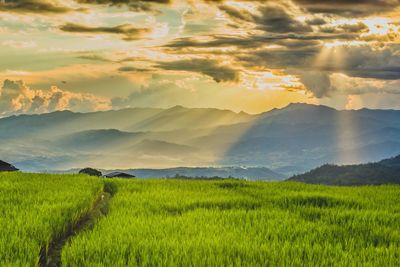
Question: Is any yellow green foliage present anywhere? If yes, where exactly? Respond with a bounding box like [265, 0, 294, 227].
[62, 179, 400, 266]
[0, 173, 103, 266]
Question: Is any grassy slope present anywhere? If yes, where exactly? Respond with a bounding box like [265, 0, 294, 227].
[62, 179, 400, 266]
[0, 173, 103, 266]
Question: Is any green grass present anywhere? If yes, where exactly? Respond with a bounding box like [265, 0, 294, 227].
[62, 179, 400, 266]
[1, 173, 399, 266]
[0, 172, 103, 266]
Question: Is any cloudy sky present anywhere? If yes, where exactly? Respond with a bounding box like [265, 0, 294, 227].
[0, 0, 399, 115]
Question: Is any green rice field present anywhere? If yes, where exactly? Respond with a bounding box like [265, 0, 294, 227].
[63, 179, 400, 266]
[0, 173, 102, 266]
[1, 174, 400, 266]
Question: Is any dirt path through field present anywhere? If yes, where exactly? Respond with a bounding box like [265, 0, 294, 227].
[40, 186, 113, 267]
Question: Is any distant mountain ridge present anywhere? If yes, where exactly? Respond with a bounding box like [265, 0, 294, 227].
[0, 106, 252, 139]
[120, 167, 285, 180]
[2, 103, 400, 174]
[56, 166, 286, 181]
[288, 155, 400, 186]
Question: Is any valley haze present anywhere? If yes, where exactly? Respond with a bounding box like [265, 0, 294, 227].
[2, 103, 400, 177]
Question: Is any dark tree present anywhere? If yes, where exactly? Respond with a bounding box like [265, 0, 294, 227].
[79, 168, 102, 177]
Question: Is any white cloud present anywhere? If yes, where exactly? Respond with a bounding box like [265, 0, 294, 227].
[0, 79, 111, 116]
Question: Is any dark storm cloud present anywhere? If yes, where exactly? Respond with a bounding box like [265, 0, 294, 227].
[347, 67, 400, 80]
[75, 0, 170, 12]
[0, 0, 77, 14]
[292, 0, 400, 17]
[240, 44, 400, 79]
[306, 17, 327, 26]
[320, 22, 369, 34]
[182, 37, 399, 97]
[240, 43, 400, 97]
[299, 72, 332, 97]
[255, 4, 312, 33]
[157, 59, 239, 82]
[77, 54, 112, 62]
[165, 1, 364, 52]
[315, 45, 400, 80]
[59, 23, 150, 41]
[165, 33, 355, 49]
[219, 3, 312, 33]
[160, 0, 399, 99]
[218, 4, 255, 23]
[209, 0, 399, 17]
[236, 46, 319, 70]
[339, 22, 369, 33]
[118, 66, 153, 72]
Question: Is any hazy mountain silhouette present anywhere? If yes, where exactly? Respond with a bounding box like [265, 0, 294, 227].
[128, 139, 198, 155]
[1, 103, 400, 173]
[55, 129, 143, 152]
[104, 167, 286, 181]
[288, 155, 400, 186]
[213, 104, 400, 173]
[0, 106, 251, 140]
[58, 166, 286, 181]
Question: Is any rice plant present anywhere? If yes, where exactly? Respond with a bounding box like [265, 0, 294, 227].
[62, 179, 400, 266]
[0, 172, 103, 266]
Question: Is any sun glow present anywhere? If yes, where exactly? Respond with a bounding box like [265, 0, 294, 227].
[315, 44, 346, 71]
[323, 40, 366, 48]
[324, 17, 397, 43]
[241, 70, 302, 91]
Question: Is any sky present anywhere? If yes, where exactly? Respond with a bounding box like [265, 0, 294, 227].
[0, 0, 399, 116]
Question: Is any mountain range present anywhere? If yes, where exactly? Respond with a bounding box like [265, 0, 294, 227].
[2, 103, 400, 175]
[58, 166, 285, 181]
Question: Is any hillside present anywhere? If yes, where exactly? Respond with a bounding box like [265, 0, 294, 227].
[288, 155, 400, 186]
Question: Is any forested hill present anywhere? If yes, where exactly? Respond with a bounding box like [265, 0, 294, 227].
[288, 155, 400, 186]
